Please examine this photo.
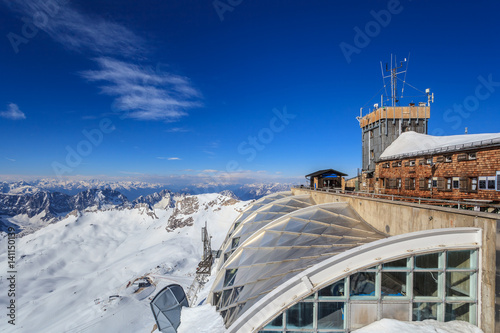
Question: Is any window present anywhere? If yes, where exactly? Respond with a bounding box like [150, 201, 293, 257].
[419, 178, 429, 191]
[428, 178, 432, 190]
[445, 178, 452, 191]
[453, 177, 460, 189]
[409, 160, 416, 167]
[479, 176, 496, 190]
[258, 250, 479, 333]
[383, 163, 390, 169]
[397, 178, 402, 189]
[470, 177, 478, 192]
[426, 158, 433, 165]
[445, 156, 452, 163]
[468, 152, 476, 160]
[432, 177, 438, 188]
[231, 237, 240, 249]
[405, 178, 415, 190]
[497, 171, 500, 191]
[457, 154, 467, 162]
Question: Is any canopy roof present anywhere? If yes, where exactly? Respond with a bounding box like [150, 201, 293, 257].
[305, 169, 348, 178]
[209, 201, 385, 328]
[380, 131, 500, 160]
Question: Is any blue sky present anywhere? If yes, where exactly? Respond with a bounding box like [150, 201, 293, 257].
[0, 0, 499, 185]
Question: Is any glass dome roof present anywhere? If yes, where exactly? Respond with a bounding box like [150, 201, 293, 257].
[217, 192, 316, 269]
[209, 202, 386, 327]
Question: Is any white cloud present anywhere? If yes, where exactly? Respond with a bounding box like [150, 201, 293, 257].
[5, 157, 16, 162]
[166, 127, 190, 133]
[81, 57, 202, 121]
[3, 0, 145, 56]
[4, 1, 201, 122]
[157, 157, 181, 160]
[0, 103, 26, 120]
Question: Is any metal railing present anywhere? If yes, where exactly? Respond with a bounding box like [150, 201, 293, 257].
[293, 185, 500, 213]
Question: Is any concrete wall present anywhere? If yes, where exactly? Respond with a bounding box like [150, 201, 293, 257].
[292, 188, 499, 333]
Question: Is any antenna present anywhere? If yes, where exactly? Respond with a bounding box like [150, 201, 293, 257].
[383, 54, 407, 107]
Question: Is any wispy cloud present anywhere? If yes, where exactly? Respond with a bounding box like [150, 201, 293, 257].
[3, 0, 201, 122]
[165, 127, 190, 133]
[202, 169, 218, 173]
[5, 157, 16, 162]
[157, 157, 181, 160]
[0, 103, 26, 120]
[3, 0, 145, 56]
[81, 58, 201, 121]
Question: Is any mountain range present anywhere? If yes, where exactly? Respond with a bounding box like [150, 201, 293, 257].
[0, 181, 290, 235]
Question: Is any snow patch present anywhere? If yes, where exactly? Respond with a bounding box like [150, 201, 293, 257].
[353, 318, 483, 333]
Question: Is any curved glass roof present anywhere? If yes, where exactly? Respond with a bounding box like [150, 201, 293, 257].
[217, 191, 312, 269]
[209, 202, 386, 328]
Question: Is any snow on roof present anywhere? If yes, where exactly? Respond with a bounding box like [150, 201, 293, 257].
[379, 131, 500, 160]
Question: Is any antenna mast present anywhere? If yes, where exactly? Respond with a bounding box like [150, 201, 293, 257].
[383, 54, 407, 107]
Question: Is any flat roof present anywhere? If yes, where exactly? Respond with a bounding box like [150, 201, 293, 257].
[305, 169, 347, 178]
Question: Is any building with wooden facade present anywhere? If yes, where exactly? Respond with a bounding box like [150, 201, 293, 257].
[374, 131, 500, 202]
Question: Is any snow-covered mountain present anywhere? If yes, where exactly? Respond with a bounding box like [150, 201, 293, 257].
[0, 192, 248, 332]
[0, 179, 292, 201]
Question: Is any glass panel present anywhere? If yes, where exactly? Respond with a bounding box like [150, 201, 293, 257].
[221, 289, 232, 308]
[415, 253, 439, 269]
[447, 250, 471, 269]
[382, 303, 409, 321]
[263, 313, 283, 329]
[350, 303, 377, 330]
[317, 302, 344, 329]
[286, 302, 314, 329]
[446, 272, 471, 297]
[213, 292, 221, 308]
[231, 237, 240, 249]
[350, 272, 376, 296]
[224, 268, 238, 287]
[381, 272, 407, 296]
[383, 258, 407, 269]
[414, 272, 439, 297]
[445, 302, 470, 322]
[319, 279, 345, 297]
[413, 302, 439, 321]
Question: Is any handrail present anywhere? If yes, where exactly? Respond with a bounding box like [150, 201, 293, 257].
[292, 185, 500, 213]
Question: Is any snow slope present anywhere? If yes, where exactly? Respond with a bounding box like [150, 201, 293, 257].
[0, 193, 248, 332]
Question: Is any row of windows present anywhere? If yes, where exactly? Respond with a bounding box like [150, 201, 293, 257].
[259, 250, 478, 332]
[382, 152, 477, 169]
[382, 173, 500, 192]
